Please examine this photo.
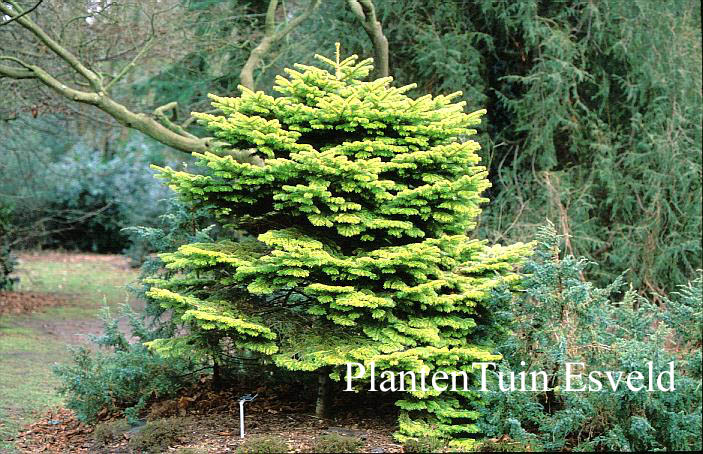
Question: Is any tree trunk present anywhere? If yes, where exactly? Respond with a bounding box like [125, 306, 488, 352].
[315, 368, 332, 418]
[212, 359, 224, 391]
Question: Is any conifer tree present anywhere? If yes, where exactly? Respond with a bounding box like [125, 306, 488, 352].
[146, 44, 531, 448]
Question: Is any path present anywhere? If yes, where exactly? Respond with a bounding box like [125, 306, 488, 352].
[0, 252, 139, 453]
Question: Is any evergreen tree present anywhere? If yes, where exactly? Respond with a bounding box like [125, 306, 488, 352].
[146, 45, 531, 448]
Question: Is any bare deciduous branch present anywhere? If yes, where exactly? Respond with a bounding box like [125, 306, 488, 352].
[0, 58, 215, 153]
[0, 55, 35, 78]
[347, 0, 388, 78]
[0, 0, 314, 161]
[0, 64, 33, 78]
[104, 37, 155, 93]
[0, 0, 42, 27]
[239, 0, 322, 91]
[0, 2, 217, 155]
[1, 1, 103, 90]
[154, 101, 197, 139]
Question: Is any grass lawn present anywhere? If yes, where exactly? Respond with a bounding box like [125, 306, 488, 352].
[0, 253, 138, 452]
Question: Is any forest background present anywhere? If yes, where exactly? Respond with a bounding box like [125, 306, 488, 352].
[1, 0, 700, 298]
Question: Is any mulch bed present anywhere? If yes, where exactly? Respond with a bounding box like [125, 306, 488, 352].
[11, 383, 403, 453]
[0, 291, 68, 316]
[11, 408, 92, 453]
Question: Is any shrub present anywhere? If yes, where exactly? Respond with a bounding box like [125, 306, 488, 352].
[311, 433, 363, 453]
[93, 419, 130, 445]
[403, 436, 445, 453]
[0, 202, 16, 290]
[122, 196, 217, 267]
[53, 305, 200, 423]
[2, 141, 174, 253]
[41, 146, 173, 253]
[236, 435, 289, 453]
[127, 417, 185, 453]
[479, 223, 703, 451]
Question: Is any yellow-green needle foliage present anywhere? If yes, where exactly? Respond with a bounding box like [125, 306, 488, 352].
[148, 44, 532, 448]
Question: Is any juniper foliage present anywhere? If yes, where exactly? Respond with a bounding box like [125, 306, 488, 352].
[53, 305, 199, 423]
[146, 46, 531, 448]
[480, 224, 702, 451]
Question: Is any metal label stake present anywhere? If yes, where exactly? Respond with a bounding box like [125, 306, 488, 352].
[238, 393, 258, 438]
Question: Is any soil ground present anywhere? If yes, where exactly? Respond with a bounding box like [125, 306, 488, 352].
[13, 388, 401, 453]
